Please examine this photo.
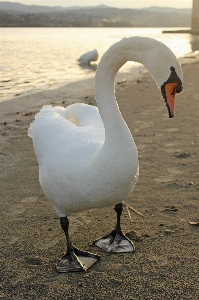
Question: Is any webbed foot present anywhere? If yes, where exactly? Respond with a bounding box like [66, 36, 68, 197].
[93, 229, 135, 253]
[57, 216, 100, 272]
[93, 203, 135, 253]
[56, 247, 100, 272]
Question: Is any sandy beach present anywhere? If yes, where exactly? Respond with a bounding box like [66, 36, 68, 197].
[0, 56, 199, 299]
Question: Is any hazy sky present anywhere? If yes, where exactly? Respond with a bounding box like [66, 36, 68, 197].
[1, 0, 192, 9]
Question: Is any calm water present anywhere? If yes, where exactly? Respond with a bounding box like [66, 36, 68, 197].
[0, 27, 197, 101]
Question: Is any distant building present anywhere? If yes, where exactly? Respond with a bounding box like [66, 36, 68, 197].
[192, 0, 199, 32]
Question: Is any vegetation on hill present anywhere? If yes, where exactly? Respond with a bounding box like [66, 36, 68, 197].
[0, 2, 191, 27]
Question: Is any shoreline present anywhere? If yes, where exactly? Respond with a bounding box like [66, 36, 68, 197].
[0, 61, 145, 104]
[0, 67, 144, 123]
[0, 51, 198, 124]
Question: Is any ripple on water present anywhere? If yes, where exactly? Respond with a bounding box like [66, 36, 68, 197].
[1, 27, 194, 101]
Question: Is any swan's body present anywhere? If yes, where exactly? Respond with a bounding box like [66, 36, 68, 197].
[28, 102, 138, 216]
[28, 36, 183, 272]
[77, 49, 98, 64]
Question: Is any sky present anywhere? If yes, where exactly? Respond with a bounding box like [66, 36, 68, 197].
[1, 0, 193, 9]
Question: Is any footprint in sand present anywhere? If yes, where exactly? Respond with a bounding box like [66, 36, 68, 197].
[8, 203, 27, 217]
[167, 166, 183, 175]
[148, 255, 169, 267]
[135, 120, 154, 129]
[165, 148, 182, 154]
[7, 197, 38, 218]
[164, 141, 178, 147]
[0, 152, 18, 172]
[164, 140, 181, 154]
[154, 165, 183, 183]
[35, 236, 61, 250]
[8, 236, 19, 245]
[136, 144, 147, 151]
[140, 109, 152, 116]
[134, 128, 140, 134]
[154, 176, 174, 183]
[21, 196, 38, 204]
[164, 128, 178, 133]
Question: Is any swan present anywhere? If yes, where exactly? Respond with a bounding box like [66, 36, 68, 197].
[77, 49, 98, 64]
[28, 36, 183, 273]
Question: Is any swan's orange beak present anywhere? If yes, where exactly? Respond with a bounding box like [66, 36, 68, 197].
[165, 82, 178, 118]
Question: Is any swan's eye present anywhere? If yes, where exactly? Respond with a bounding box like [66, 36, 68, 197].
[176, 84, 183, 93]
[168, 66, 183, 94]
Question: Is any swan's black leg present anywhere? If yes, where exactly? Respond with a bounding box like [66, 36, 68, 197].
[115, 203, 123, 232]
[93, 203, 135, 253]
[56, 216, 100, 273]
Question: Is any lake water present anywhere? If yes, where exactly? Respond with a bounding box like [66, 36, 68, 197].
[0, 27, 197, 102]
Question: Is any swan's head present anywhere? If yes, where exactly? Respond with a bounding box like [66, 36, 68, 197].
[160, 66, 183, 118]
[134, 37, 183, 118]
[96, 36, 183, 118]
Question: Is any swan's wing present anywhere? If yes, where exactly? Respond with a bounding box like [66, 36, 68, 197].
[28, 103, 105, 164]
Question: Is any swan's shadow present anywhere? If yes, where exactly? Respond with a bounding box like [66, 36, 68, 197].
[78, 62, 97, 71]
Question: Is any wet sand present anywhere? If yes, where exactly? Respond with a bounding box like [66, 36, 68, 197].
[0, 60, 199, 299]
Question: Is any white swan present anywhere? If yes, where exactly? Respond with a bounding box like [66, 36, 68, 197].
[77, 49, 98, 64]
[28, 36, 183, 272]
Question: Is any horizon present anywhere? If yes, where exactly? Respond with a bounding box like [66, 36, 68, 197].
[0, 0, 192, 9]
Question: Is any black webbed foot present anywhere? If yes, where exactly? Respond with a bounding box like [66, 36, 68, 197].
[56, 247, 100, 272]
[57, 216, 100, 273]
[93, 203, 135, 253]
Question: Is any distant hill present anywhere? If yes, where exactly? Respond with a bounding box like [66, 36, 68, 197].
[0, 1, 65, 13]
[0, 2, 109, 13]
[141, 6, 191, 14]
[0, 2, 192, 27]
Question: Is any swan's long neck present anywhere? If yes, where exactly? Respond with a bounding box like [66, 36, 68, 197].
[95, 41, 131, 143]
[95, 36, 181, 144]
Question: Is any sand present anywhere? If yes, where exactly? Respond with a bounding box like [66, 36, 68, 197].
[0, 58, 199, 299]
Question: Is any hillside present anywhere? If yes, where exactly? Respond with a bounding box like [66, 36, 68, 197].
[0, 2, 192, 27]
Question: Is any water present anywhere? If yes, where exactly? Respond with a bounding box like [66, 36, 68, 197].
[0, 27, 197, 102]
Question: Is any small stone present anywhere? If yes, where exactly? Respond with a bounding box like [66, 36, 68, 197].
[188, 221, 199, 226]
[163, 206, 179, 212]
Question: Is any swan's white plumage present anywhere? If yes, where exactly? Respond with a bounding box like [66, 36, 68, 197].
[77, 49, 98, 64]
[28, 103, 104, 164]
[28, 36, 182, 217]
[28, 102, 138, 216]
